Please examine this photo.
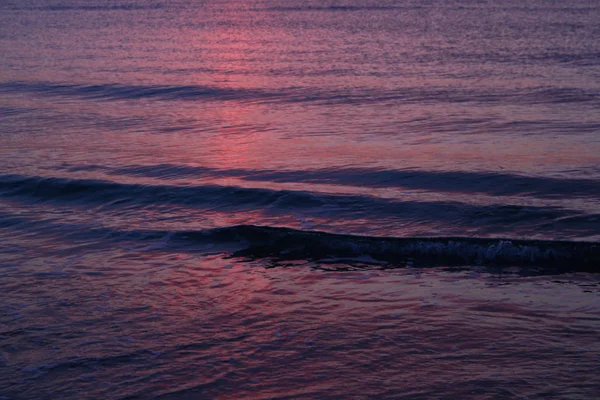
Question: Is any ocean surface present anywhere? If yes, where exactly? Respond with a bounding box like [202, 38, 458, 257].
[1, 0, 600, 398]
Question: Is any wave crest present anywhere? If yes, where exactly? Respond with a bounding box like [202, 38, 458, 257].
[181, 225, 600, 271]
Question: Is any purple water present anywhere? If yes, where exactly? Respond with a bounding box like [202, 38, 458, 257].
[1, 0, 599, 398]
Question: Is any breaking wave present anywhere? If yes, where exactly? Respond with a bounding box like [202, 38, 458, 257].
[195, 225, 600, 271]
[0, 210, 597, 271]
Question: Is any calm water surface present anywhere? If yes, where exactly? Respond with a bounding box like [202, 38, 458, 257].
[1, 0, 599, 398]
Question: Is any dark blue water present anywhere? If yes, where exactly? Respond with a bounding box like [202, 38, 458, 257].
[1, 0, 599, 398]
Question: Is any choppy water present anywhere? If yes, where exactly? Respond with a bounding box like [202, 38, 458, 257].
[1, 0, 600, 398]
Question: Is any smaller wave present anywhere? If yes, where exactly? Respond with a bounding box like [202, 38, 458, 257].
[260, 5, 420, 12]
[100, 163, 600, 200]
[524, 87, 600, 105]
[7, 4, 165, 12]
[19, 349, 160, 380]
[0, 106, 31, 118]
[0, 174, 584, 232]
[0, 82, 278, 103]
[3, 81, 599, 107]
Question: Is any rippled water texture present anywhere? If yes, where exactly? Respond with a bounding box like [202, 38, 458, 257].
[2, 0, 600, 239]
[1, 0, 600, 398]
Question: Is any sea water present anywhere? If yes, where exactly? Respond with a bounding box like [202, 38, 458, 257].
[1, 0, 599, 398]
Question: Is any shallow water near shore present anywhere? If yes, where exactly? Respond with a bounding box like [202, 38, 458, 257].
[1, 0, 600, 398]
[2, 233, 599, 399]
